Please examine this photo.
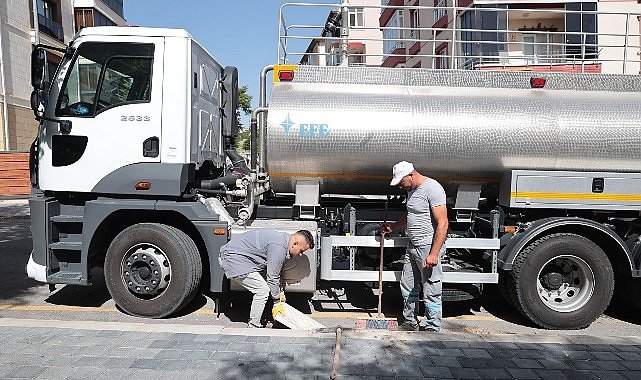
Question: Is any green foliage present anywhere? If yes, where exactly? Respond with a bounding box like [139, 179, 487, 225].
[235, 86, 253, 153]
[237, 86, 252, 123]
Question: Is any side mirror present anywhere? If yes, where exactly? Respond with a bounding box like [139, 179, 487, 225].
[30, 89, 47, 119]
[221, 66, 239, 138]
[31, 48, 48, 90]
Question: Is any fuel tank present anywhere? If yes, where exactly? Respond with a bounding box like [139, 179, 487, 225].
[265, 66, 641, 195]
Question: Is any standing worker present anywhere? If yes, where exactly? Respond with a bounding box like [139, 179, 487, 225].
[219, 229, 315, 328]
[380, 161, 448, 332]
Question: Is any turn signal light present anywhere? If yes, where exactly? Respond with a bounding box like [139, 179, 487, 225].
[135, 182, 151, 190]
[214, 228, 226, 235]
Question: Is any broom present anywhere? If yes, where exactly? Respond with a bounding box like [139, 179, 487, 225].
[356, 201, 398, 330]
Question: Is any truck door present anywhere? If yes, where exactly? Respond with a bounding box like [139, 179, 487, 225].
[38, 37, 164, 193]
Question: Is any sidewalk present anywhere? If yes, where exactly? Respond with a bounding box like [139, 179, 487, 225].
[0, 198, 29, 219]
[1, 318, 640, 379]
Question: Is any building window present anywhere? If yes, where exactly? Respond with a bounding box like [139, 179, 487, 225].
[99, 0, 124, 18]
[327, 46, 342, 66]
[523, 33, 555, 64]
[75, 8, 116, 32]
[350, 7, 364, 27]
[383, 10, 404, 55]
[460, 9, 476, 68]
[565, 2, 598, 59]
[36, 0, 64, 41]
[434, 0, 446, 23]
[37, 0, 54, 20]
[436, 48, 448, 69]
[410, 9, 420, 40]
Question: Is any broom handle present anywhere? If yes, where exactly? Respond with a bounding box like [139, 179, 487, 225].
[377, 198, 389, 318]
[377, 231, 385, 318]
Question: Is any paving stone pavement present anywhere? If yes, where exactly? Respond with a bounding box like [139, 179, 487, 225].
[1, 318, 641, 379]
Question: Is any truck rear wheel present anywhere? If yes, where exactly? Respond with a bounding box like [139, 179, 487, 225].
[506, 233, 614, 329]
[104, 223, 202, 318]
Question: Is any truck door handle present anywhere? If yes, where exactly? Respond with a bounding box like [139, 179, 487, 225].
[143, 136, 159, 158]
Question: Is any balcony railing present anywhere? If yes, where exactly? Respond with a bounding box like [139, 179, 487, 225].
[280, 2, 641, 74]
[37, 13, 64, 42]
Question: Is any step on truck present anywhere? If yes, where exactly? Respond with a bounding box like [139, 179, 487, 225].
[27, 1, 641, 328]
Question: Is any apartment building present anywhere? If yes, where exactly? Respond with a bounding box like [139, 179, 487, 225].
[0, 0, 126, 151]
[380, 0, 641, 74]
[300, 0, 384, 66]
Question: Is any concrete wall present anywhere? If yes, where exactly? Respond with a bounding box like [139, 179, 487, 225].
[1, 0, 126, 151]
[1, 0, 37, 151]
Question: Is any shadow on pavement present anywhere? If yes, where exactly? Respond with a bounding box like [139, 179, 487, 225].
[0, 217, 43, 304]
[45, 268, 111, 307]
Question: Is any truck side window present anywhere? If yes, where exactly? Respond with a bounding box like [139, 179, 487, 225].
[56, 42, 154, 117]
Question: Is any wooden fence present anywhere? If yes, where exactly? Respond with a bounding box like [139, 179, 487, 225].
[0, 152, 30, 196]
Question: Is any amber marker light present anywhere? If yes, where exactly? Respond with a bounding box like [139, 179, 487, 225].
[503, 226, 517, 234]
[135, 182, 151, 190]
[214, 228, 226, 235]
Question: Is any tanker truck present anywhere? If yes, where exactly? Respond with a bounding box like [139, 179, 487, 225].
[26, 2, 641, 329]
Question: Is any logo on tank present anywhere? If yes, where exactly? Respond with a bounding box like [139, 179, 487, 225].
[280, 113, 329, 137]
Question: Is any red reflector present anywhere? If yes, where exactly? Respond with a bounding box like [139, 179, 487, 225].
[279, 70, 294, 81]
[530, 77, 546, 88]
[135, 182, 151, 190]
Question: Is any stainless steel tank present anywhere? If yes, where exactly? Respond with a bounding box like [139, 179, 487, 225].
[265, 66, 641, 195]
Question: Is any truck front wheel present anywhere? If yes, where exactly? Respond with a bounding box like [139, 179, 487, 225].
[506, 233, 614, 329]
[104, 223, 202, 318]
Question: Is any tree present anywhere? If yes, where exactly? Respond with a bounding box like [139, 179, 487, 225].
[237, 85, 252, 124]
[235, 86, 253, 153]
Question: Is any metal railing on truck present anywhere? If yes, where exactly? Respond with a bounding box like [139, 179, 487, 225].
[278, 1, 641, 74]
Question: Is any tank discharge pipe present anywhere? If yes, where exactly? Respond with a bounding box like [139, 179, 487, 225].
[250, 107, 268, 173]
[259, 65, 274, 172]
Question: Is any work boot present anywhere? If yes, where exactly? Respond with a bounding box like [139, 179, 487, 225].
[397, 321, 419, 331]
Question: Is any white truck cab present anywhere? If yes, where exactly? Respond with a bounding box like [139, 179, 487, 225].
[27, 27, 241, 318]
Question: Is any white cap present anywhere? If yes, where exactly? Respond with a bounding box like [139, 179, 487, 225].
[390, 161, 414, 186]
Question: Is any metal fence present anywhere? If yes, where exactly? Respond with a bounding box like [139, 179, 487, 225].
[279, 1, 641, 74]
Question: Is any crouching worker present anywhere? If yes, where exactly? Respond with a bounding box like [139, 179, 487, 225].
[219, 229, 315, 328]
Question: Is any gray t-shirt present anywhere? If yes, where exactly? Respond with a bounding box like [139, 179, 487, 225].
[219, 229, 290, 300]
[406, 178, 446, 247]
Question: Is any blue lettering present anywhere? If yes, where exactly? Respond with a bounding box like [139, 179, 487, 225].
[319, 124, 329, 137]
[299, 124, 309, 136]
[295, 122, 330, 137]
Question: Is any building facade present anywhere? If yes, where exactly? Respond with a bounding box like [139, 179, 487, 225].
[0, 0, 126, 151]
[380, 0, 641, 74]
[301, 0, 384, 66]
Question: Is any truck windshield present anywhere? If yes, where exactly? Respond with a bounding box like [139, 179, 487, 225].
[55, 42, 154, 117]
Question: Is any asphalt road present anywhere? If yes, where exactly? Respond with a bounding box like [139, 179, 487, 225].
[2, 210, 641, 337]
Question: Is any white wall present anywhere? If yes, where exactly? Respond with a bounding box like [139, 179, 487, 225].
[598, 0, 641, 74]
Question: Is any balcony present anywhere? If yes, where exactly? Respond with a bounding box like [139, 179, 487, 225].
[100, 0, 124, 17]
[37, 13, 64, 42]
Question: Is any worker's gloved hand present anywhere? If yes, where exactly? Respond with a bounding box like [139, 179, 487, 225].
[279, 293, 286, 303]
[272, 302, 285, 319]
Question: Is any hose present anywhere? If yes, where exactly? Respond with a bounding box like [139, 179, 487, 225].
[199, 149, 249, 190]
